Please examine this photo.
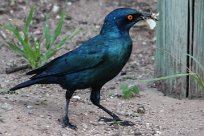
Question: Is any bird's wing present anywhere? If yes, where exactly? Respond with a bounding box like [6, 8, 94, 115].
[29, 48, 106, 79]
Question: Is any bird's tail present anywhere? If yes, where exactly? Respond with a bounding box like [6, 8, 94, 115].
[10, 78, 43, 91]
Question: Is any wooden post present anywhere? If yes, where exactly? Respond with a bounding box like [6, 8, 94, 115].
[189, 0, 204, 98]
[155, 0, 204, 98]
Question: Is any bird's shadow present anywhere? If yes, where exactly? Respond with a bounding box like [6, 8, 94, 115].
[99, 117, 135, 127]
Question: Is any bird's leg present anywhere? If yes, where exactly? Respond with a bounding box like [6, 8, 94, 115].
[63, 90, 76, 129]
[90, 87, 134, 126]
[90, 87, 121, 121]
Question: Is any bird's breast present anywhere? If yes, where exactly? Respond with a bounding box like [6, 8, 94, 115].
[99, 39, 132, 81]
[109, 40, 132, 66]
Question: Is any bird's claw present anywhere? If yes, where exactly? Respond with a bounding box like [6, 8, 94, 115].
[98, 117, 134, 126]
[59, 117, 77, 130]
[63, 122, 77, 130]
[110, 120, 135, 126]
[0, 89, 18, 95]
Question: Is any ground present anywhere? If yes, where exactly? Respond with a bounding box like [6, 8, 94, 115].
[0, 0, 204, 136]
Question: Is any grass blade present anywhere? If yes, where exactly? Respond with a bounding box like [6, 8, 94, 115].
[56, 29, 80, 49]
[191, 74, 204, 91]
[50, 11, 64, 47]
[43, 13, 51, 49]
[33, 39, 41, 60]
[4, 24, 34, 56]
[23, 6, 34, 36]
[139, 73, 196, 82]
[187, 54, 204, 72]
[43, 22, 51, 49]
[8, 42, 24, 56]
[4, 25, 25, 46]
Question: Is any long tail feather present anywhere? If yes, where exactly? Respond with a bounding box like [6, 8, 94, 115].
[10, 79, 43, 91]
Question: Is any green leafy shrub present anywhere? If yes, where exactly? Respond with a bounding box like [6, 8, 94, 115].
[4, 6, 79, 68]
[120, 84, 140, 99]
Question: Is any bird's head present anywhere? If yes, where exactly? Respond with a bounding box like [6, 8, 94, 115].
[100, 8, 153, 36]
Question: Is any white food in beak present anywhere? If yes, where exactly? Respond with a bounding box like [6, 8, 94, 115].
[146, 12, 159, 29]
[146, 19, 157, 29]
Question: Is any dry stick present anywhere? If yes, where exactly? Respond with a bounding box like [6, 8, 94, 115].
[6, 64, 31, 74]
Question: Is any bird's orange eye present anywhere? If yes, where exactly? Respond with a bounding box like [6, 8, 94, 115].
[127, 15, 133, 20]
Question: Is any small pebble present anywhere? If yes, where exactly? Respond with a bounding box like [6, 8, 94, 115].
[0, 103, 13, 111]
[137, 106, 145, 114]
[134, 128, 142, 135]
[95, 25, 100, 29]
[67, 2, 72, 6]
[26, 105, 32, 109]
[40, 115, 45, 118]
[73, 95, 81, 100]
[52, 5, 59, 13]
[98, 121, 106, 125]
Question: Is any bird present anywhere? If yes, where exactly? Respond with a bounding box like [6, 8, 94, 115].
[10, 8, 153, 129]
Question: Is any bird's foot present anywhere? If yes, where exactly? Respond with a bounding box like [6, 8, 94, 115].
[61, 116, 77, 130]
[0, 89, 18, 95]
[99, 117, 134, 126]
[112, 120, 135, 126]
[63, 122, 77, 130]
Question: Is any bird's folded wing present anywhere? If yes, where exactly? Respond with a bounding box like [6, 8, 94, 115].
[29, 50, 105, 79]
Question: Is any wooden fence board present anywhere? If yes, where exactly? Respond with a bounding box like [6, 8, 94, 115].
[189, 0, 204, 98]
[156, 0, 189, 98]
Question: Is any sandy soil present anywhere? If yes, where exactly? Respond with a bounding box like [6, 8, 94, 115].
[0, 0, 204, 136]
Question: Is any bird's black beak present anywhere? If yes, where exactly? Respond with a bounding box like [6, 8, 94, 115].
[140, 12, 158, 21]
[141, 13, 152, 20]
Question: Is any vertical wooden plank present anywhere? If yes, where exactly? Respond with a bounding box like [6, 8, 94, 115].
[189, 0, 204, 98]
[156, 0, 188, 98]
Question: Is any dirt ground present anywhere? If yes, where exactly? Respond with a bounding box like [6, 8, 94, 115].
[0, 0, 204, 136]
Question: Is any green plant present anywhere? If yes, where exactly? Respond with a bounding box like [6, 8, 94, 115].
[187, 54, 204, 91]
[140, 73, 196, 82]
[4, 6, 80, 68]
[120, 84, 140, 99]
[139, 53, 204, 92]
